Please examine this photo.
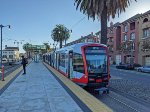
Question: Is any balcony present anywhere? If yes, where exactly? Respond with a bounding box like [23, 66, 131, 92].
[141, 35, 150, 40]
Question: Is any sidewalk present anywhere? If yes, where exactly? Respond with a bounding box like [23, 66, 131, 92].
[0, 62, 83, 112]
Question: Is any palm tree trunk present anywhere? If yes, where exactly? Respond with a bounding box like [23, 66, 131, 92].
[101, 1, 107, 45]
[60, 39, 62, 48]
[65, 39, 66, 45]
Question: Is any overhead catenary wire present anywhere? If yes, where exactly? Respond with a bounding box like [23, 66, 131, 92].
[71, 16, 86, 30]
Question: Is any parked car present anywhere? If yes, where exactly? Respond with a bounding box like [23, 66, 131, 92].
[116, 63, 134, 70]
[0, 58, 8, 64]
[0, 58, 9, 66]
[136, 66, 150, 73]
[133, 63, 141, 67]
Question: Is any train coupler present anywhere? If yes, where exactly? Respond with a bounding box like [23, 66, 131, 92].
[94, 87, 109, 95]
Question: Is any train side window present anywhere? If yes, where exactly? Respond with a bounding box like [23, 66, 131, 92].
[73, 53, 84, 73]
[59, 53, 65, 67]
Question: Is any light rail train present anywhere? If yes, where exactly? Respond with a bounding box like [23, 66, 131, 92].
[43, 43, 110, 88]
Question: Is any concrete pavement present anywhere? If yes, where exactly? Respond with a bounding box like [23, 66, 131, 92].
[0, 62, 83, 112]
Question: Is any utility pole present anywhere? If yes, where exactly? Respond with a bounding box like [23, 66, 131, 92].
[0, 24, 10, 67]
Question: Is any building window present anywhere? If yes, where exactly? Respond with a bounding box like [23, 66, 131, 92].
[125, 44, 128, 49]
[143, 18, 148, 23]
[130, 22, 135, 30]
[143, 28, 149, 38]
[124, 25, 128, 32]
[109, 38, 113, 42]
[124, 34, 128, 41]
[9, 55, 13, 59]
[130, 32, 135, 40]
[110, 29, 113, 33]
[3, 55, 7, 58]
[108, 46, 113, 52]
[131, 42, 135, 50]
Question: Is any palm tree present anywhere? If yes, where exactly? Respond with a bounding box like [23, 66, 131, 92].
[23, 43, 32, 58]
[43, 43, 50, 52]
[51, 24, 70, 48]
[74, 0, 137, 44]
[23, 42, 31, 51]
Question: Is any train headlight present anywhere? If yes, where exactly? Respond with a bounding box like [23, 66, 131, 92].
[89, 78, 95, 81]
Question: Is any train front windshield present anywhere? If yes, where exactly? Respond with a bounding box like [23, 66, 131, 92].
[85, 46, 107, 74]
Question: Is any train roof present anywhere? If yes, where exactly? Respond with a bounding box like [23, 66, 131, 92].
[56, 43, 107, 53]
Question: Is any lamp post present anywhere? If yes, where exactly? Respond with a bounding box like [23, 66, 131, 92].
[0, 24, 10, 67]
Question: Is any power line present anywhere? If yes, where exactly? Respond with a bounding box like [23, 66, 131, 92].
[71, 16, 86, 29]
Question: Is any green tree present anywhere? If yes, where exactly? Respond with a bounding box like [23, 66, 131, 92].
[23, 43, 33, 58]
[51, 24, 70, 48]
[23, 42, 32, 51]
[74, 0, 137, 44]
[43, 43, 50, 52]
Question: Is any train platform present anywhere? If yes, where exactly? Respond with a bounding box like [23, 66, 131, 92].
[0, 61, 112, 112]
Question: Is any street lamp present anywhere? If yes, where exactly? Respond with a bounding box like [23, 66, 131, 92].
[0, 24, 11, 67]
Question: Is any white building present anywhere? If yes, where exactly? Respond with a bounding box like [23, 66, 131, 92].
[0, 47, 20, 62]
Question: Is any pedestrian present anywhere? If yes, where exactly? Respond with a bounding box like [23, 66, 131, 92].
[21, 56, 27, 74]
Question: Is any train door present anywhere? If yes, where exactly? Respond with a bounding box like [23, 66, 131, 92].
[56, 53, 59, 70]
[49, 54, 51, 66]
[68, 51, 73, 79]
[52, 53, 55, 67]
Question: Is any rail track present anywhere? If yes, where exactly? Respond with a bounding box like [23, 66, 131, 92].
[87, 87, 150, 112]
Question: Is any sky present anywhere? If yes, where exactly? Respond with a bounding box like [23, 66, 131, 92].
[0, 0, 150, 53]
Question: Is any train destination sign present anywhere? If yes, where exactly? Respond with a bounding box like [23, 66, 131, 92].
[85, 46, 106, 54]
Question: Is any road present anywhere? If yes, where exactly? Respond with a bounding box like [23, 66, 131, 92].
[110, 67, 150, 103]
[90, 67, 150, 112]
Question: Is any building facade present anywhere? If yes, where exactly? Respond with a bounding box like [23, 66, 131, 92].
[107, 22, 121, 64]
[65, 10, 150, 66]
[0, 47, 20, 62]
[65, 32, 100, 46]
[137, 10, 150, 65]
[120, 14, 141, 64]
[107, 10, 150, 66]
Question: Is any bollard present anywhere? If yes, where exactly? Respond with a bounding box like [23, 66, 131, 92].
[2, 65, 5, 81]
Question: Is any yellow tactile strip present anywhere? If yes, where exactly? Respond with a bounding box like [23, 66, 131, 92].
[44, 63, 112, 112]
